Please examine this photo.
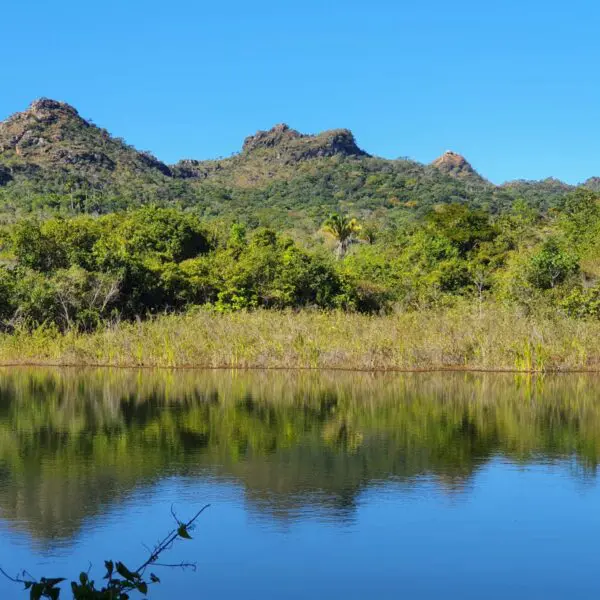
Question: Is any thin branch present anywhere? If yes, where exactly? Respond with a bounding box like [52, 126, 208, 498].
[152, 562, 197, 570]
[0, 566, 34, 586]
[170, 503, 180, 525]
[1, 504, 210, 597]
[142, 542, 153, 555]
[135, 504, 210, 575]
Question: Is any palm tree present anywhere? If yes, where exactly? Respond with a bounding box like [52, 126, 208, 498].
[322, 213, 361, 259]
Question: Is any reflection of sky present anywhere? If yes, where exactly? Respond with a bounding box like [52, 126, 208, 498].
[1, 459, 600, 600]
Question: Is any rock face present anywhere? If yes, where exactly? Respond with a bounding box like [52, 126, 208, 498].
[431, 150, 483, 180]
[241, 123, 368, 162]
[172, 123, 369, 184]
[242, 123, 303, 152]
[171, 159, 222, 180]
[0, 97, 172, 185]
[0, 98, 88, 156]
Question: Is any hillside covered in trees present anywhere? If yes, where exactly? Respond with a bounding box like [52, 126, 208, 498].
[1, 98, 600, 338]
[2, 98, 598, 227]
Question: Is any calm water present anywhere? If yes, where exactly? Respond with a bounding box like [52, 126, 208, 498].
[1, 369, 600, 598]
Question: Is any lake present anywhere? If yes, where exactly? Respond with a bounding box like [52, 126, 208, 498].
[0, 369, 600, 599]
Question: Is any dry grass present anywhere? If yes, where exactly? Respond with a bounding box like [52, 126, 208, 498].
[0, 303, 599, 371]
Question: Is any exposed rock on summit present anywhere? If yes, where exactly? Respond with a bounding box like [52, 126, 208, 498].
[242, 123, 304, 152]
[241, 123, 369, 162]
[0, 97, 172, 186]
[172, 123, 369, 184]
[28, 98, 82, 120]
[431, 150, 482, 180]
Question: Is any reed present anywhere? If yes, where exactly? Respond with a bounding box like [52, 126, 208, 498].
[0, 303, 598, 371]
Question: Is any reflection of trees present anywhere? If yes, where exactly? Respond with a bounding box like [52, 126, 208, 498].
[0, 368, 599, 542]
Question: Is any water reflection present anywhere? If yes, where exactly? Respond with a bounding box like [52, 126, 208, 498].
[0, 369, 599, 543]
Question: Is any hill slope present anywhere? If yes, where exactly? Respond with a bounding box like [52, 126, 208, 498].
[0, 98, 588, 225]
[0, 98, 173, 182]
[0, 98, 187, 213]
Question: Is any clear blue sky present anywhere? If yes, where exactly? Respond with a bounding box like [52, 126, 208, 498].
[1, 0, 598, 184]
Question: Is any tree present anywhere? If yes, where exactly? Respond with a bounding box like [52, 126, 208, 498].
[322, 214, 361, 259]
[426, 204, 495, 257]
[527, 238, 579, 290]
[51, 267, 121, 331]
[558, 188, 600, 241]
[358, 221, 379, 245]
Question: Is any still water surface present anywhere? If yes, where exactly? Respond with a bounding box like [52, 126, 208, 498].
[0, 369, 600, 598]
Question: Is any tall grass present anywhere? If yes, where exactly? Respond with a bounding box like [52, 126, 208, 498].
[0, 303, 599, 371]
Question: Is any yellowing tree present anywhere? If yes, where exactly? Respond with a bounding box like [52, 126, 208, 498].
[322, 214, 361, 259]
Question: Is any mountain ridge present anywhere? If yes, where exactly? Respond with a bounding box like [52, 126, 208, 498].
[0, 98, 595, 221]
[1, 98, 591, 186]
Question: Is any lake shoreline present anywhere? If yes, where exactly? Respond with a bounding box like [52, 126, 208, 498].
[0, 360, 600, 374]
[1, 304, 600, 372]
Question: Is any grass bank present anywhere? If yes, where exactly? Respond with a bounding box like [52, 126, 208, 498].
[0, 303, 599, 371]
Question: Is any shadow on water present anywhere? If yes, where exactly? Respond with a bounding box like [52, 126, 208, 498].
[0, 368, 599, 543]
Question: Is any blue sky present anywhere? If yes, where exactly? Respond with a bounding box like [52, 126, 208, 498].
[1, 0, 598, 184]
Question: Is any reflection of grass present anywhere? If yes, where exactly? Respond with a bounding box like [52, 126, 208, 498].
[2, 368, 600, 540]
[0, 303, 599, 371]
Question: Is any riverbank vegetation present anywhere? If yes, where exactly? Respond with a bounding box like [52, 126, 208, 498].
[0, 304, 599, 371]
[1, 188, 600, 369]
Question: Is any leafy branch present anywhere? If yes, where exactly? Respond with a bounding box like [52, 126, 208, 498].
[0, 504, 210, 599]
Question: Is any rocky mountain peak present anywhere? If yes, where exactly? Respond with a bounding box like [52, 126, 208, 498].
[0, 97, 88, 152]
[242, 123, 304, 153]
[29, 98, 80, 117]
[0, 98, 172, 183]
[241, 123, 367, 161]
[431, 150, 481, 180]
[317, 128, 367, 158]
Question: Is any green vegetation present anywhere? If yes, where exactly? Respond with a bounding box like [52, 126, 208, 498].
[3, 100, 600, 369]
[0, 303, 599, 370]
[0, 98, 591, 232]
[0, 189, 598, 370]
[0, 189, 599, 335]
[322, 213, 361, 259]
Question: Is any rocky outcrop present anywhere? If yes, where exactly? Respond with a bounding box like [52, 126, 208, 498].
[0, 98, 172, 185]
[28, 98, 82, 122]
[242, 123, 368, 162]
[171, 159, 223, 179]
[135, 151, 172, 176]
[242, 123, 304, 152]
[172, 123, 369, 183]
[0, 99, 86, 154]
[431, 150, 482, 180]
[52, 149, 116, 170]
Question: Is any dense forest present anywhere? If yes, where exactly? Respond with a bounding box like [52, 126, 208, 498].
[1, 98, 600, 333]
[1, 191, 599, 331]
